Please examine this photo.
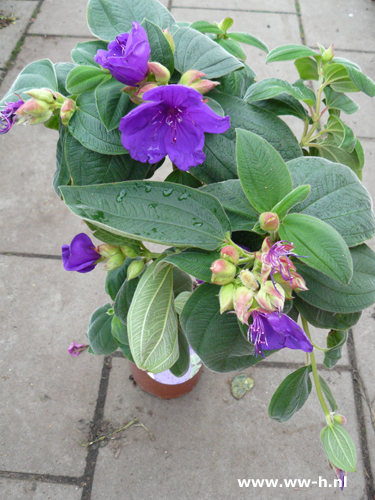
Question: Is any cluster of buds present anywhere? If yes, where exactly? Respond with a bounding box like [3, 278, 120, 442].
[210, 237, 308, 326]
[96, 243, 146, 279]
[122, 62, 171, 103]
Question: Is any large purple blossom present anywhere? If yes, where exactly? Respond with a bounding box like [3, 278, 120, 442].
[94, 22, 151, 86]
[119, 84, 230, 171]
[0, 99, 24, 135]
[62, 233, 100, 273]
[248, 311, 313, 357]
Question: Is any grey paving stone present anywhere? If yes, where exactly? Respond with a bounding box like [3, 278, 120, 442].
[299, 0, 375, 51]
[28, 0, 169, 36]
[92, 358, 364, 500]
[0, 479, 82, 500]
[0, 1, 36, 68]
[332, 51, 375, 140]
[0, 255, 108, 475]
[172, 0, 296, 12]
[171, 8, 302, 82]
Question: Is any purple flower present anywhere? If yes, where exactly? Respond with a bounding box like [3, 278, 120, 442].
[94, 22, 151, 86]
[68, 342, 88, 356]
[0, 99, 24, 135]
[248, 310, 313, 357]
[332, 464, 347, 490]
[62, 233, 100, 273]
[119, 84, 230, 171]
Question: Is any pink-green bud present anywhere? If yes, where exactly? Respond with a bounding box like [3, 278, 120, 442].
[255, 281, 285, 312]
[147, 62, 170, 85]
[191, 79, 219, 95]
[60, 99, 76, 125]
[163, 28, 175, 53]
[218, 17, 233, 32]
[16, 99, 53, 125]
[219, 283, 236, 313]
[179, 70, 219, 95]
[322, 44, 334, 64]
[333, 414, 347, 426]
[220, 245, 239, 265]
[26, 88, 58, 104]
[96, 244, 121, 258]
[210, 258, 236, 285]
[180, 70, 207, 86]
[120, 245, 139, 258]
[233, 286, 255, 324]
[129, 82, 158, 104]
[239, 269, 259, 291]
[127, 259, 145, 280]
[259, 212, 280, 232]
[104, 252, 126, 271]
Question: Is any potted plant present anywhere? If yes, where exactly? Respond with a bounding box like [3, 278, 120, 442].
[1, 0, 375, 487]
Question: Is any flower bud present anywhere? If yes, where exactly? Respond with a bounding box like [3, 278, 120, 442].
[179, 70, 219, 95]
[180, 70, 206, 86]
[239, 269, 259, 291]
[322, 44, 334, 64]
[16, 99, 53, 125]
[210, 258, 236, 285]
[233, 286, 255, 324]
[60, 98, 76, 125]
[255, 281, 285, 312]
[259, 212, 280, 232]
[120, 245, 139, 258]
[190, 79, 220, 95]
[163, 28, 175, 53]
[333, 414, 347, 426]
[147, 62, 170, 85]
[104, 252, 126, 271]
[129, 82, 158, 104]
[26, 88, 58, 104]
[96, 244, 121, 258]
[219, 283, 236, 313]
[220, 245, 239, 265]
[127, 259, 145, 280]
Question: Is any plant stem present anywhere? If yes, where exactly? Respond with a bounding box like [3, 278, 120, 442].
[301, 316, 331, 420]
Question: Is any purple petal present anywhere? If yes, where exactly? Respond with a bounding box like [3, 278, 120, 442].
[62, 233, 100, 273]
[188, 104, 231, 134]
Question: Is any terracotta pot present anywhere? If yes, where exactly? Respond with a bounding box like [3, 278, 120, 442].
[129, 361, 203, 399]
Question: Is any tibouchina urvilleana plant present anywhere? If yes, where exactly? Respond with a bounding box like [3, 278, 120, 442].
[2, 0, 375, 487]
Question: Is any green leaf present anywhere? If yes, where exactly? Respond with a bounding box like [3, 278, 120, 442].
[95, 78, 130, 131]
[323, 330, 348, 369]
[114, 275, 140, 325]
[216, 38, 247, 61]
[181, 283, 267, 372]
[0, 59, 57, 106]
[271, 185, 311, 219]
[268, 366, 312, 422]
[66, 65, 110, 95]
[87, 304, 118, 355]
[323, 86, 359, 115]
[266, 44, 318, 63]
[244, 78, 315, 106]
[189, 20, 224, 34]
[89, 224, 142, 246]
[71, 40, 109, 68]
[287, 156, 375, 247]
[173, 268, 192, 297]
[169, 325, 190, 378]
[142, 19, 175, 74]
[319, 375, 338, 412]
[227, 32, 268, 53]
[321, 423, 356, 472]
[163, 249, 219, 283]
[217, 64, 256, 99]
[323, 63, 359, 93]
[87, 0, 176, 41]
[236, 128, 293, 212]
[294, 57, 319, 81]
[231, 373, 254, 399]
[127, 262, 179, 373]
[164, 170, 202, 188]
[201, 180, 258, 231]
[53, 127, 70, 197]
[105, 257, 136, 300]
[111, 315, 134, 361]
[296, 244, 375, 314]
[173, 26, 243, 79]
[345, 66, 375, 97]
[63, 133, 152, 185]
[294, 297, 361, 330]
[206, 97, 225, 117]
[54, 62, 75, 96]
[318, 141, 362, 180]
[218, 17, 233, 32]
[61, 181, 230, 250]
[68, 91, 124, 155]
[279, 213, 353, 284]
[251, 93, 308, 121]
[175, 291, 192, 315]
[325, 115, 345, 146]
